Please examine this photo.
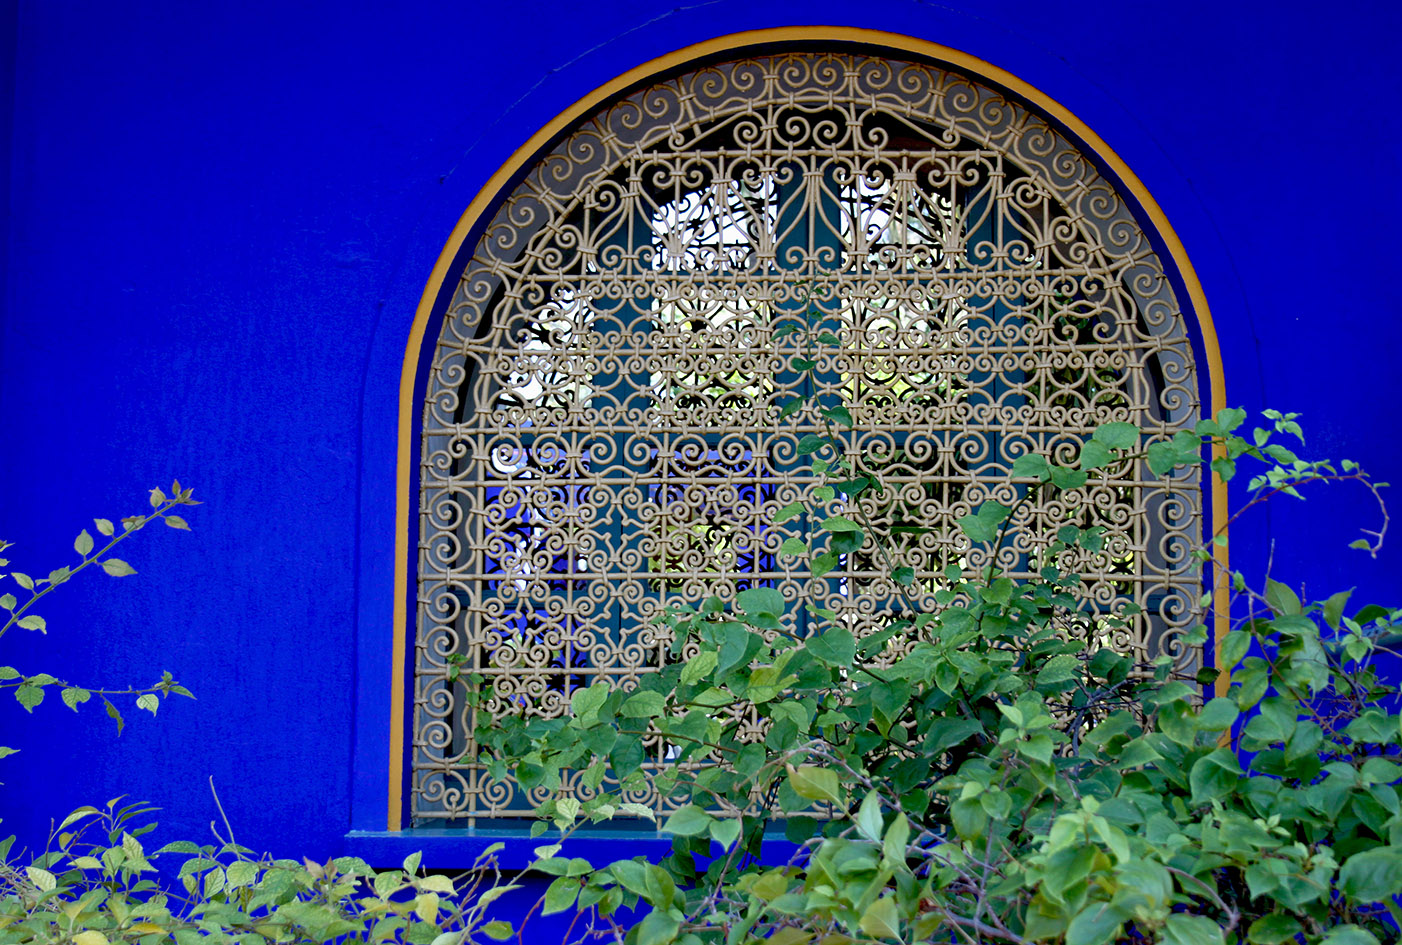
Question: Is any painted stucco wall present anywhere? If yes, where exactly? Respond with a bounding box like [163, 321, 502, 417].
[2, 0, 1399, 893]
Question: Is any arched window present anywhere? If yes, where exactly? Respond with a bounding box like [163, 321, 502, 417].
[412, 49, 1203, 824]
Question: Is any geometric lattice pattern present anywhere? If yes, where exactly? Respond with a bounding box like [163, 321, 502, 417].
[415, 52, 1201, 822]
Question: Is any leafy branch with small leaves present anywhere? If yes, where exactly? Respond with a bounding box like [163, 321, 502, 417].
[0, 479, 525, 943]
[0, 483, 200, 761]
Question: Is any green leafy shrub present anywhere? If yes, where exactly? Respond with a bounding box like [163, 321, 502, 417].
[474, 373, 1402, 943]
[0, 797, 515, 944]
[1, 485, 520, 943]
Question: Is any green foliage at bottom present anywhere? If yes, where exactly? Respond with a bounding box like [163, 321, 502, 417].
[470, 407, 1402, 945]
[0, 799, 516, 944]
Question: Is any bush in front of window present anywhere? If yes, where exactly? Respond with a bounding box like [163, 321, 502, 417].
[478, 392, 1402, 945]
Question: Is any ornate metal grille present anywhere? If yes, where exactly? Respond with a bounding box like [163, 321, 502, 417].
[414, 52, 1201, 823]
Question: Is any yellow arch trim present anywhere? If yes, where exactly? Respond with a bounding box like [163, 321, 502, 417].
[389, 26, 1228, 829]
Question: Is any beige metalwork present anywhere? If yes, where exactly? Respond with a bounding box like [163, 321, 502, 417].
[414, 51, 1201, 822]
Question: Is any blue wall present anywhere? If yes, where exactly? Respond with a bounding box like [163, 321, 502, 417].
[2, 0, 1400, 882]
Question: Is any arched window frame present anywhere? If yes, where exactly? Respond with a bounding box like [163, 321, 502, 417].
[381, 28, 1228, 835]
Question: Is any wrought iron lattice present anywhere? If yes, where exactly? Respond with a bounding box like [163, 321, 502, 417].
[414, 52, 1201, 823]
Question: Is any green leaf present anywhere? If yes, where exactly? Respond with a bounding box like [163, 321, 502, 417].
[621, 691, 665, 719]
[226, 859, 259, 889]
[924, 719, 985, 755]
[55, 807, 102, 832]
[716, 624, 754, 681]
[1050, 466, 1088, 489]
[1066, 902, 1123, 945]
[778, 537, 807, 558]
[1216, 407, 1248, 432]
[688, 686, 730, 708]
[136, 693, 159, 715]
[10, 572, 33, 590]
[778, 397, 805, 420]
[101, 558, 137, 577]
[872, 681, 911, 733]
[1195, 698, 1239, 732]
[708, 817, 742, 849]
[821, 515, 862, 533]
[105, 698, 125, 736]
[883, 812, 909, 864]
[810, 552, 838, 577]
[1010, 453, 1052, 481]
[1247, 915, 1303, 945]
[855, 790, 883, 842]
[74, 530, 94, 556]
[542, 875, 579, 915]
[279, 901, 359, 940]
[1211, 455, 1237, 482]
[822, 405, 853, 426]
[482, 920, 514, 941]
[1078, 440, 1116, 471]
[892, 566, 915, 586]
[16, 615, 45, 632]
[680, 650, 718, 685]
[1338, 847, 1402, 903]
[1218, 630, 1250, 671]
[796, 434, 827, 455]
[787, 765, 843, 805]
[1189, 748, 1242, 804]
[165, 515, 190, 531]
[24, 867, 56, 892]
[1146, 441, 1182, 476]
[859, 897, 900, 940]
[1264, 579, 1302, 616]
[1322, 588, 1353, 630]
[662, 804, 713, 837]
[1162, 914, 1226, 945]
[1035, 653, 1078, 689]
[636, 911, 680, 945]
[1319, 927, 1382, 945]
[0, 594, 13, 610]
[15, 685, 43, 712]
[958, 501, 1011, 544]
[609, 860, 650, 899]
[833, 477, 870, 497]
[806, 626, 855, 666]
[61, 688, 91, 711]
[773, 502, 805, 525]
[95, 518, 115, 536]
[737, 587, 784, 618]
[1092, 422, 1139, 450]
[570, 682, 609, 724]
